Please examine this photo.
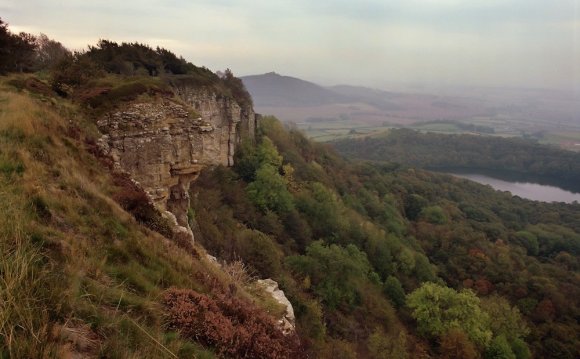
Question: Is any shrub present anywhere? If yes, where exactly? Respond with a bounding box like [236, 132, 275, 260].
[163, 288, 301, 358]
[50, 54, 104, 95]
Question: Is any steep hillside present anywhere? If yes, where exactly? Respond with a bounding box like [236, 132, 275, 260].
[191, 117, 580, 358]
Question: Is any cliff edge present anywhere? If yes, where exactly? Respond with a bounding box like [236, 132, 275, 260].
[96, 84, 258, 243]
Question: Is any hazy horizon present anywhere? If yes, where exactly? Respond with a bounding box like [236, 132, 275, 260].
[2, 1, 579, 93]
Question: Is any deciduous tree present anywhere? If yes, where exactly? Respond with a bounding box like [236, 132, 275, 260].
[407, 282, 492, 348]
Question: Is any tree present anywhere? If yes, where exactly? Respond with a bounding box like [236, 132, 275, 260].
[509, 338, 531, 359]
[420, 205, 448, 224]
[0, 18, 10, 70]
[384, 276, 406, 308]
[439, 328, 478, 359]
[405, 194, 427, 220]
[407, 282, 492, 348]
[246, 164, 294, 214]
[480, 295, 530, 341]
[398, 247, 416, 274]
[238, 229, 282, 278]
[513, 231, 539, 256]
[156, 46, 192, 74]
[295, 182, 343, 240]
[34, 33, 70, 70]
[484, 335, 516, 359]
[286, 241, 378, 309]
[234, 139, 260, 181]
[256, 137, 283, 168]
[368, 327, 408, 359]
[414, 253, 437, 282]
[222, 68, 253, 108]
[0, 19, 37, 73]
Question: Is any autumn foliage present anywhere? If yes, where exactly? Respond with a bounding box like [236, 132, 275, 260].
[162, 288, 301, 358]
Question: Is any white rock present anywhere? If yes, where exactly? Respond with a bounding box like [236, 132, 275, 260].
[257, 279, 296, 335]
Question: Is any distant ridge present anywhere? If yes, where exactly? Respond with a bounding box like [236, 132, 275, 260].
[240, 72, 350, 107]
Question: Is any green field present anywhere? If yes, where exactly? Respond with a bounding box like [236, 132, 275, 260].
[296, 119, 392, 142]
[297, 116, 580, 153]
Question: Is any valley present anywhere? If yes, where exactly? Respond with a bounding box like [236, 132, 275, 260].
[242, 73, 580, 149]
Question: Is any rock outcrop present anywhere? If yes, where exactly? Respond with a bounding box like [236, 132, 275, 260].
[97, 86, 257, 243]
[174, 86, 257, 166]
[257, 279, 296, 335]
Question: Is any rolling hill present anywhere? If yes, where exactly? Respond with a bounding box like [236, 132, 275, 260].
[240, 72, 349, 107]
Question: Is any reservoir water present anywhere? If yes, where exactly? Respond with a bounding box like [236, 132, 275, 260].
[449, 173, 580, 204]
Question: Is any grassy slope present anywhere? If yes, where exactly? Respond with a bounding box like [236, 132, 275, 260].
[0, 77, 279, 358]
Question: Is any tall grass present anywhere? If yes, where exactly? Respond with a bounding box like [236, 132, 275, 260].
[0, 184, 55, 357]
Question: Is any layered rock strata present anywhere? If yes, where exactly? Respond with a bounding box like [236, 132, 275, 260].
[174, 87, 257, 166]
[97, 90, 256, 243]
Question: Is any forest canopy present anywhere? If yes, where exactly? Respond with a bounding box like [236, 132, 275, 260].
[332, 129, 580, 189]
[192, 116, 580, 358]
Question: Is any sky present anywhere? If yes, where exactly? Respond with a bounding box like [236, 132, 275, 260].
[1, 0, 579, 92]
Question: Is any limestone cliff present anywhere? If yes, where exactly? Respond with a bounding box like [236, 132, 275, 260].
[97, 86, 258, 242]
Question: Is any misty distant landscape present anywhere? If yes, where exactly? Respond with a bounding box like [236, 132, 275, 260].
[242, 72, 580, 150]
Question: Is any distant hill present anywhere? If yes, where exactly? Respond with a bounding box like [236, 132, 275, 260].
[240, 72, 350, 107]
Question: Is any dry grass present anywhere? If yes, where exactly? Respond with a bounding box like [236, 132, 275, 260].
[222, 259, 257, 287]
[0, 89, 64, 138]
[0, 182, 56, 357]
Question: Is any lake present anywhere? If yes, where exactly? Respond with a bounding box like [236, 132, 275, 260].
[449, 172, 580, 203]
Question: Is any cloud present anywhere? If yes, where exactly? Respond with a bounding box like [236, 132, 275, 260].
[1, 0, 578, 90]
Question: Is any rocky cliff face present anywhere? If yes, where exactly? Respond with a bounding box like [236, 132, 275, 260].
[97, 86, 257, 242]
[173, 86, 257, 166]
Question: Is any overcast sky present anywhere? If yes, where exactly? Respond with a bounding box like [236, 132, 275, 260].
[2, 0, 579, 92]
